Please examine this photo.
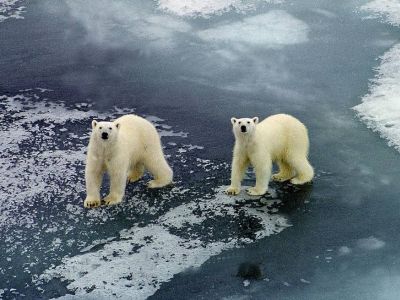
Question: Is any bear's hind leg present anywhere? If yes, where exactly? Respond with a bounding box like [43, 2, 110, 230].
[128, 163, 144, 183]
[144, 155, 173, 189]
[288, 156, 314, 185]
[272, 160, 294, 182]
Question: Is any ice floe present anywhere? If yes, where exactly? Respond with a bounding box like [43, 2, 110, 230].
[357, 236, 385, 251]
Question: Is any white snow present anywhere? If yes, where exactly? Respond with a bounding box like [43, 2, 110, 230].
[353, 41, 400, 152]
[355, 1, 400, 151]
[157, 0, 283, 18]
[0, 92, 99, 229]
[361, 0, 400, 26]
[197, 10, 309, 49]
[0, 0, 26, 22]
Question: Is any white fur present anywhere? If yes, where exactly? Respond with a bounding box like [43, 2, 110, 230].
[84, 114, 173, 208]
[226, 114, 314, 196]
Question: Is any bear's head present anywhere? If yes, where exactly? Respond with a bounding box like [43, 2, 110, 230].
[231, 117, 259, 137]
[91, 120, 120, 143]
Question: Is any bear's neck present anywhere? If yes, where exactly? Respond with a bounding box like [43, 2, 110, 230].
[90, 137, 118, 157]
[235, 132, 255, 146]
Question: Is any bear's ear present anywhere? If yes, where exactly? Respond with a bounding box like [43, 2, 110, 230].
[252, 117, 259, 124]
[92, 120, 98, 129]
[231, 118, 237, 125]
[115, 123, 120, 129]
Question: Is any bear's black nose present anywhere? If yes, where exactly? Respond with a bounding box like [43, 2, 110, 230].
[101, 132, 109, 140]
[241, 125, 247, 133]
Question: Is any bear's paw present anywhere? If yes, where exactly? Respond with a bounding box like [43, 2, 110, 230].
[147, 180, 170, 189]
[272, 173, 292, 182]
[226, 186, 240, 196]
[84, 197, 101, 208]
[246, 187, 267, 196]
[104, 194, 123, 206]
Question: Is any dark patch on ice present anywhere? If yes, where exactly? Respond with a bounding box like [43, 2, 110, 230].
[237, 262, 263, 280]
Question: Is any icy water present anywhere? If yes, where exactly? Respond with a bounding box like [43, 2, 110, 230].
[1, 0, 400, 299]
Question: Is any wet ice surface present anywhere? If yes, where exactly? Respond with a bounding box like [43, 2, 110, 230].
[2, 0, 400, 299]
[0, 88, 291, 299]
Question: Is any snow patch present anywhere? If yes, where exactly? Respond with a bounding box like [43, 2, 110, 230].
[0, 0, 26, 22]
[197, 10, 309, 49]
[361, 0, 400, 26]
[157, 0, 283, 18]
[353, 44, 400, 152]
[355, 1, 400, 152]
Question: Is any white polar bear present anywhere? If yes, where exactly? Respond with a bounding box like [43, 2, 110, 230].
[84, 114, 173, 208]
[226, 114, 314, 196]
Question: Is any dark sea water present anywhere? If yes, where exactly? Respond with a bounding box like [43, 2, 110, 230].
[1, 0, 400, 299]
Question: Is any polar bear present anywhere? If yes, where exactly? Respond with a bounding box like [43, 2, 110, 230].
[226, 114, 314, 196]
[84, 114, 173, 208]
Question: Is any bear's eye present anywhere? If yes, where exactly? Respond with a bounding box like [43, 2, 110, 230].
[109, 127, 112, 130]
[247, 121, 250, 124]
[99, 127, 102, 129]
[238, 121, 241, 125]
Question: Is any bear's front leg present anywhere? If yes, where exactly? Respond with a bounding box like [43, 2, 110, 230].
[84, 158, 104, 208]
[226, 152, 249, 196]
[247, 156, 272, 196]
[104, 166, 127, 206]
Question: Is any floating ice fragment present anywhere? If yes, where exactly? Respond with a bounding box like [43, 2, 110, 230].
[357, 236, 385, 251]
[338, 246, 352, 256]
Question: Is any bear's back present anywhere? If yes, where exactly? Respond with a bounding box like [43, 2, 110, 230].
[255, 114, 309, 157]
[114, 114, 160, 147]
[259, 114, 307, 135]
